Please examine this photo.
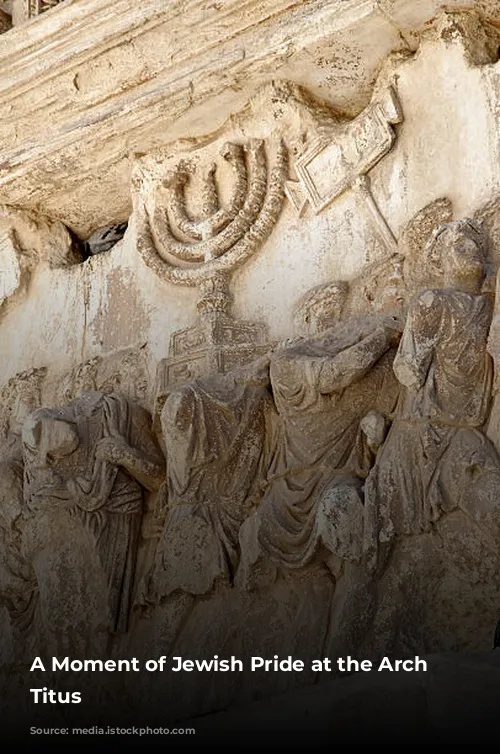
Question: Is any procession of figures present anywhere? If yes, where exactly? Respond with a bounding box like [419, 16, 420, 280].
[1, 69, 500, 723]
[2, 211, 500, 721]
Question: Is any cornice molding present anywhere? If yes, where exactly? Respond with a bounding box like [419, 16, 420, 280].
[0, 0, 496, 235]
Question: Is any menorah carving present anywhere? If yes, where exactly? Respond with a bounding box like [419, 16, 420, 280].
[133, 137, 288, 419]
[134, 138, 287, 284]
[158, 141, 249, 254]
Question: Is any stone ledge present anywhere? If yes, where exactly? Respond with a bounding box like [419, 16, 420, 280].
[0, 0, 497, 236]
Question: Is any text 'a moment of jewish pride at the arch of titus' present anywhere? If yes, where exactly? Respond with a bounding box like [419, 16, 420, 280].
[29, 655, 428, 703]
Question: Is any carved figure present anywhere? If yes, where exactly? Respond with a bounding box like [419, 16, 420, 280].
[21, 392, 165, 646]
[150, 362, 275, 601]
[238, 283, 401, 587]
[0, 367, 47, 660]
[366, 220, 495, 557]
[292, 280, 350, 336]
[0, 436, 38, 662]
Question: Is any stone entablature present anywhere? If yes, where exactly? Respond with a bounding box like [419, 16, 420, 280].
[0, 0, 496, 238]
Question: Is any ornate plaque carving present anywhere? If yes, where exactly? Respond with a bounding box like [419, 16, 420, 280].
[287, 87, 403, 214]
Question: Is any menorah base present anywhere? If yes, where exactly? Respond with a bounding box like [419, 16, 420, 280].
[153, 313, 270, 429]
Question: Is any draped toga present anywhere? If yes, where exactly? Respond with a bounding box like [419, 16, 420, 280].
[256, 319, 400, 569]
[153, 375, 275, 597]
[24, 391, 159, 633]
[365, 289, 494, 550]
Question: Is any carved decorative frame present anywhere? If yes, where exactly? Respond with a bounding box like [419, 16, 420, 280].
[294, 87, 403, 213]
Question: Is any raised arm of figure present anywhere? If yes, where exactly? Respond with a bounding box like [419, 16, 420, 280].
[229, 352, 272, 388]
[95, 436, 165, 492]
[317, 321, 401, 395]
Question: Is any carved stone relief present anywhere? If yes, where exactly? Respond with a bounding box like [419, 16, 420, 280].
[59, 346, 151, 406]
[132, 80, 405, 426]
[13, 391, 165, 658]
[132, 91, 297, 417]
[285, 85, 403, 268]
[133, 136, 288, 288]
[0, 207, 79, 315]
[0, 366, 47, 445]
[152, 273, 271, 427]
[3, 11, 500, 732]
[2, 207, 500, 723]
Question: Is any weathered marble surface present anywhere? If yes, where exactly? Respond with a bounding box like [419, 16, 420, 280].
[1, 1, 500, 734]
